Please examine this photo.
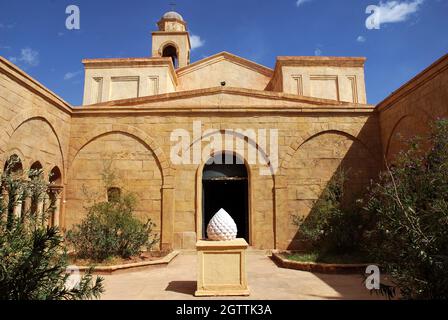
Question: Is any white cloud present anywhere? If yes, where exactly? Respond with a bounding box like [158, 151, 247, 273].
[64, 70, 83, 80]
[0, 45, 12, 50]
[376, 0, 424, 26]
[296, 0, 312, 7]
[190, 34, 205, 50]
[314, 48, 322, 56]
[357, 35, 366, 42]
[9, 48, 40, 67]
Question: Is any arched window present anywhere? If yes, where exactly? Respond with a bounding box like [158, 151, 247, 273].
[29, 161, 43, 180]
[162, 44, 178, 68]
[49, 166, 62, 185]
[107, 187, 121, 203]
[4, 154, 23, 177]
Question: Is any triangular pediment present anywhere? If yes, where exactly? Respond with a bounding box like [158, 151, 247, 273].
[175, 52, 274, 91]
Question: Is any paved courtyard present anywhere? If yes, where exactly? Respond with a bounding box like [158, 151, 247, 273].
[101, 253, 384, 300]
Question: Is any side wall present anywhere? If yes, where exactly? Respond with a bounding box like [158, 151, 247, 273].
[0, 57, 72, 226]
[378, 54, 448, 162]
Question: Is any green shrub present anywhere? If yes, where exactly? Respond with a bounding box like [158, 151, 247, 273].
[66, 192, 159, 262]
[292, 169, 369, 255]
[0, 159, 103, 300]
[365, 119, 448, 299]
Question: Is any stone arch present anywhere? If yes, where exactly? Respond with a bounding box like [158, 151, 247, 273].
[49, 166, 62, 185]
[189, 132, 276, 249]
[187, 129, 277, 179]
[0, 109, 66, 178]
[280, 128, 377, 171]
[69, 124, 174, 185]
[3, 154, 24, 176]
[29, 161, 44, 179]
[276, 129, 379, 250]
[384, 112, 432, 161]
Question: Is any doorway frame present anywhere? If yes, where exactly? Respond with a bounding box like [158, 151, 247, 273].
[195, 150, 252, 245]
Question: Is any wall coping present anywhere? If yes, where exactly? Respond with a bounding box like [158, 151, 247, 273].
[0, 56, 73, 114]
[376, 53, 448, 113]
[80, 86, 374, 109]
[82, 56, 178, 85]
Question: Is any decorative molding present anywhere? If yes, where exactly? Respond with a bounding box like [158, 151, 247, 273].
[347, 75, 358, 103]
[149, 76, 160, 95]
[292, 75, 303, 96]
[276, 56, 366, 68]
[110, 76, 140, 100]
[92, 77, 103, 104]
[309, 75, 340, 101]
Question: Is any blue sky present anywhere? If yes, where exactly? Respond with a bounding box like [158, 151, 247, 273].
[0, 0, 447, 106]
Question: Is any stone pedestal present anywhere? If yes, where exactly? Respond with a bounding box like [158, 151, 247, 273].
[195, 238, 250, 297]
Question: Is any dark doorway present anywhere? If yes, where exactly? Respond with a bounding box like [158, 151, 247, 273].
[202, 154, 249, 242]
[162, 45, 178, 68]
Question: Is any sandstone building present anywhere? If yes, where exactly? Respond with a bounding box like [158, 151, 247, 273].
[1, 11, 446, 251]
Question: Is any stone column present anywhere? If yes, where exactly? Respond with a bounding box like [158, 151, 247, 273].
[22, 194, 32, 220]
[1, 187, 9, 223]
[43, 192, 51, 226]
[13, 193, 22, 220]
[274, 175, 288, 250]
[50, 186, 63, 228]
[36, 196, 45, 226]
[161, 184, 175, 252]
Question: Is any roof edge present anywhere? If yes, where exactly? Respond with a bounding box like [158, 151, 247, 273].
[0, 56, 73, 114]
[82, 56, 178, 85]
[81, 86, 374, 109]
[176, 51, 274, 78]
[376, 53, 448, 112]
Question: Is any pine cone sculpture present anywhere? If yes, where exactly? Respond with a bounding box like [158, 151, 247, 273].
[206, 208, 238, 241]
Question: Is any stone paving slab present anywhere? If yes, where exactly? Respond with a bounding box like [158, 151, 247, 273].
[100, 253, 384, 300]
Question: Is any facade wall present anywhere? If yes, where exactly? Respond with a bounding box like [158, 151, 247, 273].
[82, 63, 176, 105]
[281, 65, 367, 104]
[177, 57, 272, 92]
[6, 54, 446, 251]
[67, 112, 381, 250]
[378, 54, 448, 162]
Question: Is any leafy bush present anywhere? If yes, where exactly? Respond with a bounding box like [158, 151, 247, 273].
[66, 192, 159, 262]
[0, 159, 103, 300]
[365, 119, 448, 299]
[293, 169, 368, 255]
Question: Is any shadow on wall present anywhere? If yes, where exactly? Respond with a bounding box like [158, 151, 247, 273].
[285, 115, 381, 251]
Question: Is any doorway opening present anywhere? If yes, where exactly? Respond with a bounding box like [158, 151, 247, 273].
[202, 153, 249, 242]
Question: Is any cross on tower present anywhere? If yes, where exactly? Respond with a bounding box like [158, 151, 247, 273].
[169, 2, 176, 10]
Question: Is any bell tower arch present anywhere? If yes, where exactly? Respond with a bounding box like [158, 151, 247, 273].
[152, 11, 191, 68]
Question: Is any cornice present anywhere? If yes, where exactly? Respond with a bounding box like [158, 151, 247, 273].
[376, 53, 448, 113]
[0, 56, 73, 115]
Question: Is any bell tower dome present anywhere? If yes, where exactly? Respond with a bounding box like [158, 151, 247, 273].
[152, 11, 191, 68]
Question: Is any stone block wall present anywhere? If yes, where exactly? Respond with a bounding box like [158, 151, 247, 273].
[378, 54, 448, 162]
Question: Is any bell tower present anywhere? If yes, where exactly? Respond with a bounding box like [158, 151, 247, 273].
[152, 11, 191, 68]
